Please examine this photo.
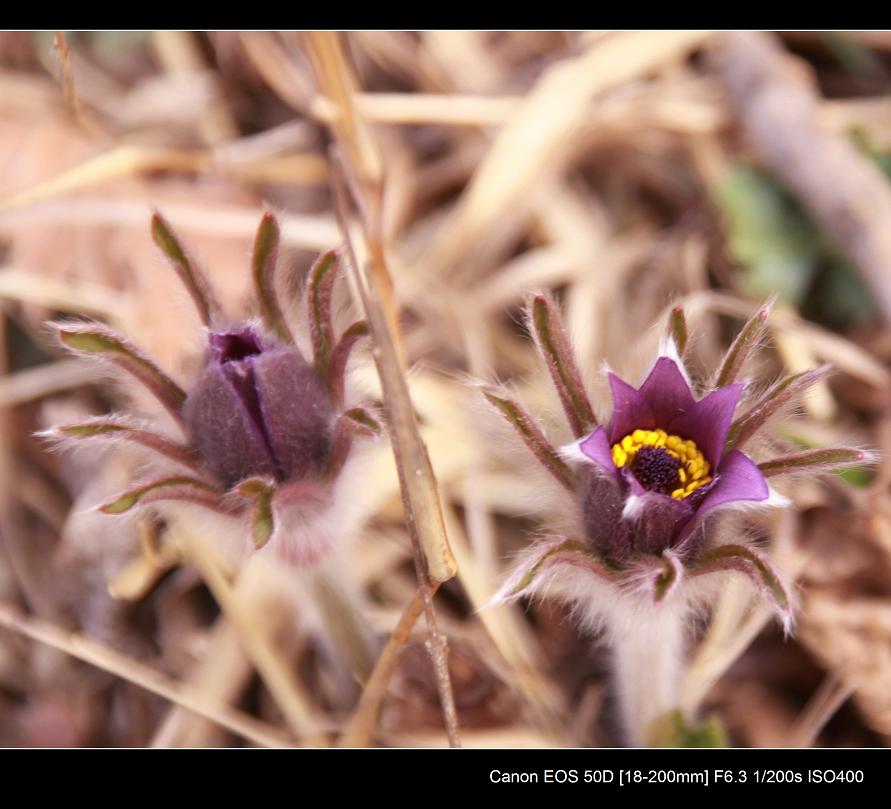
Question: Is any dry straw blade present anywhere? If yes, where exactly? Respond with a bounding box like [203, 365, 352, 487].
[420, 31, 714, 280]
[305, 32, 456, 586]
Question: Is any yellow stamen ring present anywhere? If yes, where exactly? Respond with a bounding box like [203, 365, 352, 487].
[610, 428, 712, 499]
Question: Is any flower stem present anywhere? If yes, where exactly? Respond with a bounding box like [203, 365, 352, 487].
[608, 601, 688, 746]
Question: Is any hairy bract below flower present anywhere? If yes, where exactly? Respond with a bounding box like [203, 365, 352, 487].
[42, 212, 380, 568]
[486, 294, 869, 745]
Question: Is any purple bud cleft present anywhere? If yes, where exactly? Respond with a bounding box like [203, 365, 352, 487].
[184, 327, 333, 489]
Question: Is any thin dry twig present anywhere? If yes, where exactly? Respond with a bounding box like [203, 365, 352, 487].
[305, 31, 460, 747]
[53, 33, 84, 125]
[339, 585, 429, 746]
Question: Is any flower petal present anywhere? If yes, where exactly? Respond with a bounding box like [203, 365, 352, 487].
[253, 347, 334, 482]
[637, 357, 696, 428]
[184, 360, 278, 487]
[576, 426, 616, 475]
[607, 373, 655, 442]
[700, 450, 769, 511]
[669, 383, 743, 467]
[620, 491, 695, 556]
[675, 450, 769, 546]
[580, 467, 634, 561]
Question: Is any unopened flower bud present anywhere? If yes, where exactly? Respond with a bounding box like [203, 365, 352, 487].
[183, 327, 334, 489]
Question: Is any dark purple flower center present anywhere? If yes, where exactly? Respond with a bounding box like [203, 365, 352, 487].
[630, 446, 681, 495]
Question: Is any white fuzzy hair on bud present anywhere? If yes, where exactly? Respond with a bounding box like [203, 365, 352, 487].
[558, 437, 595, 466]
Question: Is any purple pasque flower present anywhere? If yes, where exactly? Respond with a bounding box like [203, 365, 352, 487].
[487, 295, 870, 629]
[43, 212, 380, 567]
[571, 355, 769, 563]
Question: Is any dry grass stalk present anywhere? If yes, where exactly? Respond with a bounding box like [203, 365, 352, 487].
[52, 33, 85, 129]
[0, 199, 340, 251]
[149, 553, 295, 747]
[0, 360, 105, 408]
[1, 29, 885, 749]
[304, 31, 460, 747]
[420, 31, 714, 281]
[172, 520, 329, 745]
[151, 31, 239, 145]
[339, 586, 428, 746]
[788, 672, 858, 748]
[0, 143, 327, 217]
[0, 600, 295, 748]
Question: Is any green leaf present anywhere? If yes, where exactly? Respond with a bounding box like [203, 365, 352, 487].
[652, 554, 681, 603]
[343, 407, 381, 435]
[307, 250, 340, 381]
[715, 165, 821, 306]
[151, 212, 220, 328]
[510, 539, 616, 597]
[667, 306, 688, 355]
[806, 254, 876, 331]
[714, 300, 773, 389]
[235, 478, 276, 549]
[51, 418, 198, 468]
[327, 407, 382, 479]
[758, 446, 869, 478]
[56, 323, 186, 423]
[529, 295, 596, 438]
[726, 365, 830, 450]
[717, 162, 877, 332]
[328, 320, 369, 407]
[483, 391, 574, 490]
[101, 476, 220, 515]
[650, 710, 727, 748]
[251, 213, 293, 343]
[839, 466, 875, 487]
[819, 32, 886, 82]
[690, 544, 793, 634]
